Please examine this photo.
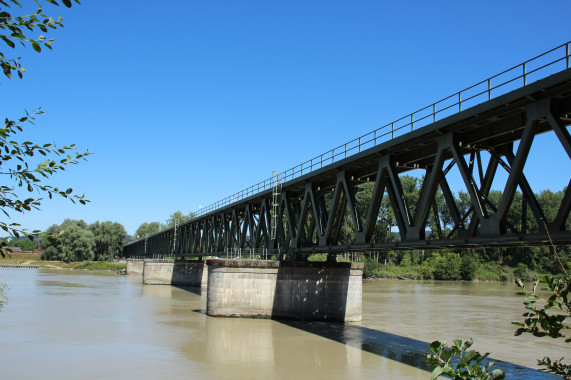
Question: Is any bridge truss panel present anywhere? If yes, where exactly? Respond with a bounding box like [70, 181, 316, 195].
[123, 69, 571, 258]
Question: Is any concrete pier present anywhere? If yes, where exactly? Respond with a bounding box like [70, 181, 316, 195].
[126, 259, 145, 275]
[143, 260, 208, 286]
[206, 259, 363, 322]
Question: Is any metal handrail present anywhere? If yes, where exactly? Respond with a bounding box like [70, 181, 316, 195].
[130, 41, 571, 243]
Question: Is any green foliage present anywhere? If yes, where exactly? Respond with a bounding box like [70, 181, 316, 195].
[74, 261, 126, 271]
[460, 255, 478, 281]
[40, 219, 126, 262]
[0, 111, 89, 241]
[0, 0, 80, 80]
[362, 254, 382, 277]
[59, 224, 94, 262]
[424, 339, 505, 380]
[430, 252, 462, 281]
[89, 221, 126, 261]
[513, 263, 533, 282]
[9, 237, 38, 251]
[164, 210, 186, 228]
[512, 274, 570, 377]
[307, 253, 327, 262]
[0, 0, 87, 249]
[0, 282, 7, 311]
[474, 262, 511, 282]
[400, 254, 411, 267]
[135, 221, 160, 238]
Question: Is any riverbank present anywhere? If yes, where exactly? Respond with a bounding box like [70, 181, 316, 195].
[1, 252, 544, 281]
[0, 253, 126, 271]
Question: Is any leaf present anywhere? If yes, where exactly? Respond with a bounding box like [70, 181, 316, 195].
[31, 40, 41, 53]
[430, 366, 444, 380]
[462, 350, 479, 364]
[62, 0, 72, 7]
[1, 35, 15, 49]
[490, 368, 506, 379]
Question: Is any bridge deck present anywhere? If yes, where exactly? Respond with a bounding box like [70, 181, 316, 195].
[125, 63, 571, 257]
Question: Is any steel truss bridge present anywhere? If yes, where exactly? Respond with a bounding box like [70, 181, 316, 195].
[124, 42, 571, 258]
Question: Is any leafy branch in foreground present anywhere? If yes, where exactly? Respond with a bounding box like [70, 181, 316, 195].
[424, 339, 505, 380]
[0, 0, 80, 79]
[0, 283, 7, 310]
[0, 0, 86, 252]
[513, 274, 570, 378]
[0, 109, 90, 242]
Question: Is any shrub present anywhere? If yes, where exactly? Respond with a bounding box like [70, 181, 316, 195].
[362, 255, 382, 278]
[74, 261, 126, 271]
[400, 254, 412, 267]
[432, 253, 462, 280]
[513, 262, 533, 282]
[307, 253, 327, 262]
[460, 255, 478, 281]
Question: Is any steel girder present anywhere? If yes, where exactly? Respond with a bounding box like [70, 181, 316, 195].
[123, 69, 571, 258]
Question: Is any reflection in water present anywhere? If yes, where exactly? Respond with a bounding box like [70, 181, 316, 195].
[0, 269, 563, 379]
[205, 317, 275, 365]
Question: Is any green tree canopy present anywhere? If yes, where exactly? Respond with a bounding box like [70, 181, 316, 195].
[10, 237, 37, 251]
[89, 221, 126, 261]
[40, 219, 126, 262]
[135, 221, 160, 238]
[164, 211, 186, 228]
[59, 224, 94, 262]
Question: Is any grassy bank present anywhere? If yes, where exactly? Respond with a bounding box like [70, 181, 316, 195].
[0, 253, 125, 271]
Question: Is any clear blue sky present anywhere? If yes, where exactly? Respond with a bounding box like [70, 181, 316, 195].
[2, 0, 570, 235]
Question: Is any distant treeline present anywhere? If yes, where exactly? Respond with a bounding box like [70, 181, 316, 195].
[40, 219, 127, 262]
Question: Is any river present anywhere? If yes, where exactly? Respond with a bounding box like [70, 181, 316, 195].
[0, 269, 566, 379]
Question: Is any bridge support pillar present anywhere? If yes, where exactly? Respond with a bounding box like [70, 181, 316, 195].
[142, 260, 208, 286]
[126, 259, 145, 275]
[206, 259, 363, 322]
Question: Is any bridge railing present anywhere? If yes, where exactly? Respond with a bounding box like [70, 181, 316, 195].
[130, 41, 570, 243]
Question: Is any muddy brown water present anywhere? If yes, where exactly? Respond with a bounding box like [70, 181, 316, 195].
[0, 269, 565, 379]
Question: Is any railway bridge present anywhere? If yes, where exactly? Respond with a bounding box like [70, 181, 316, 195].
[124, 42, 571, 259]
[123, 42, 571, 322]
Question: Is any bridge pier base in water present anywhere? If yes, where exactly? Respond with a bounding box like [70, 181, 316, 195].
[142, 260, 208, 286]
[206, 259, 363, 322]
[126, 259, 145, 275]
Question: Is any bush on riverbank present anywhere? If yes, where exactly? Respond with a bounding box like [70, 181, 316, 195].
[74, 261, 126, 271]
[362, 253, 525, 281]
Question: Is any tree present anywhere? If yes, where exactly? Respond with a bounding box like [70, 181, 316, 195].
[39, 223, 62, 260]
[164, 210, 186, 228]
[59, 224, 94, 262]
[40, 219, 126, 262]
[0, 0, 88, 253]
[135, 221, 160, 238]
[89, 221, 126, 261]
[11, 237, 37, 251]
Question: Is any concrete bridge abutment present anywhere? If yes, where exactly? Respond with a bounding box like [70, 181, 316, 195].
[205, 259, 363, 322]
[126, 259, 145, 275]
[142, 260, 208, 287]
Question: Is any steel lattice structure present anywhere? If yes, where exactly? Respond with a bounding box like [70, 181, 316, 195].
[124, 45, 571, 258]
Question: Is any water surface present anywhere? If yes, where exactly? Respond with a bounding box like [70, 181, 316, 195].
[0, 269, 564, 379]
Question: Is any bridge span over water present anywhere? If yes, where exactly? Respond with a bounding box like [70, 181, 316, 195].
[124, 42, 571, 259]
